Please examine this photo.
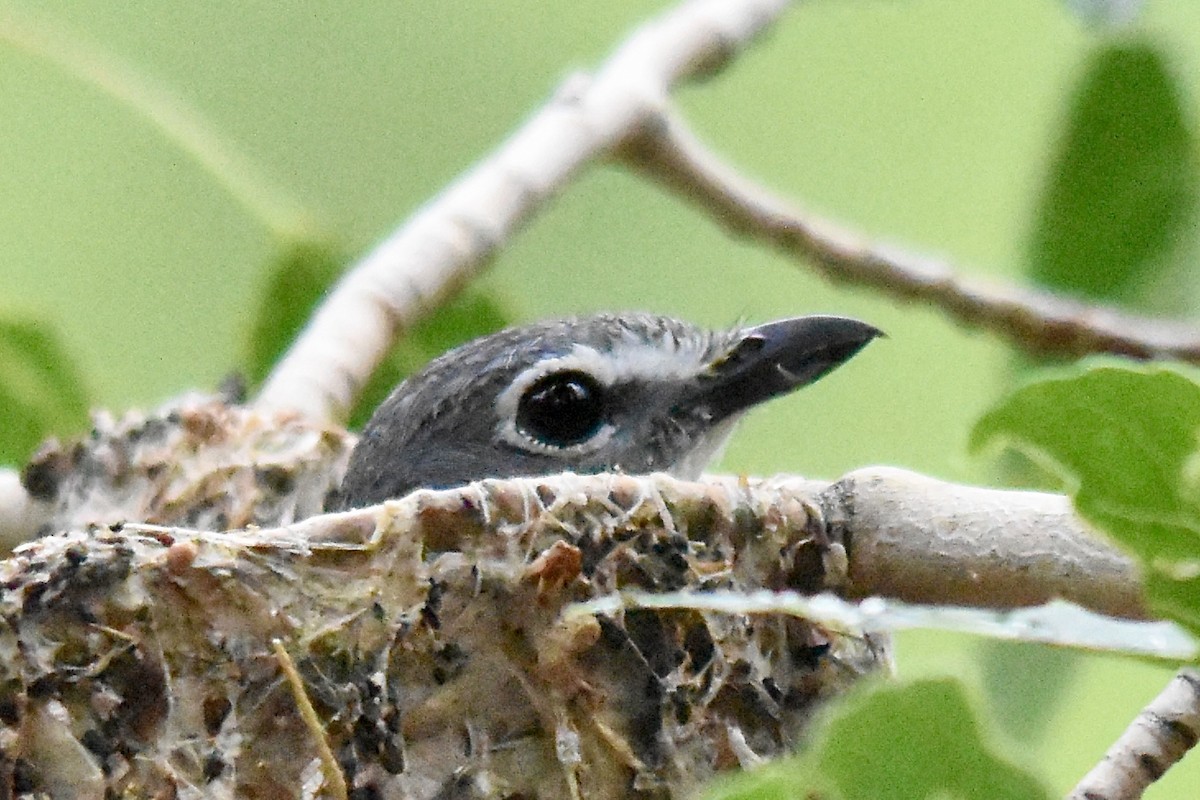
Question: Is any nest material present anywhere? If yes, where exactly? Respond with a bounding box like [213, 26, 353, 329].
[20, 394, 351, 534]
[1, 399, 885, 799]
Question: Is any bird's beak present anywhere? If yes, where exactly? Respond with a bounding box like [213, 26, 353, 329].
[690, 315, 882, 421]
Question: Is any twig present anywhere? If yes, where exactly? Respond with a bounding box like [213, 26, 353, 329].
[257, 0, 1200, 426]
[0, 5, 314, 240]
[273, 639, 349, 800]
[827, 467, 1145, 620]
[620, 106, 1200, 364]
[255, 0, 792, 422]
[1068, 668, 1200, 800]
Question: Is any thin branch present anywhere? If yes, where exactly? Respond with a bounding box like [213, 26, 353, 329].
[0, 5, 316, 240]
[1068, 668, 1200, 800]
[826, 467, 1146, 620]
[256, 0, 1200, 426]
[273, 639, 349, 800]
[8, 391, 1150, 623]
[620, 106, 1200, 364]
[255, 0, 792, 422]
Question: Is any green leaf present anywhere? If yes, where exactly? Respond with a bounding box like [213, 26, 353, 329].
[817, 680, 1048, 800]
[703, 680, 1047, 800]
[993, 39, 1197, 749]
[973, 362, 1200, 637]
[702, 763, 830, 800]
[1028, 42, 1198, 309]
[0, 314, 89, 464]
[243, 241, 348, 386]
[980, 642, 1079, 744]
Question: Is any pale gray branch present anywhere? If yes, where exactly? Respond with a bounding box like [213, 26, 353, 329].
[828, 467, 1145, 620]
[255, 0, 793, 423]
[621, 106, 1200, 364]
[10, 391, 1149, 624]
[1068, 668, 1200, 800]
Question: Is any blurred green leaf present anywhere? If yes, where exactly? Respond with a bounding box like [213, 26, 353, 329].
[973, 362, 1200, 637]
[980, 640, 1078, 747]
[1028, 41, 1198, 310]
[817, 680, 1048, 800]
[244, 243, 510, 425]
[705, 679, 1047, 800]
[703, 761, 830, 800]
[0, 314, 89, 464]
[243, 241, 348, 387]
[993, 38, 1198, 750]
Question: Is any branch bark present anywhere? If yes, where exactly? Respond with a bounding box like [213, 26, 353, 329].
[7, 393, 1152, 625]
[1068, 668, 1200, 800]
[263, 468, 1149, 621]
[826, 467, 1145, 620]
[253, 0, 1200, 430]
[619, 107, 1200, 364]
[254, 0, 793, 423]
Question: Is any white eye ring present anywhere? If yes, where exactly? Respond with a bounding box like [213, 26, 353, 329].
[495, 347, 616, 455]
[492, 336, 713, 456]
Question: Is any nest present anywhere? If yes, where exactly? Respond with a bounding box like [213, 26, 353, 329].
[1, 399, 885, 799]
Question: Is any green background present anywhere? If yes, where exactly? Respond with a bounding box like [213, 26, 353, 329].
[3, 0, 1199, 795]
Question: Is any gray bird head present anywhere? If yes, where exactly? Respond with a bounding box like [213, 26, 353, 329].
[335, 313, 880, 509]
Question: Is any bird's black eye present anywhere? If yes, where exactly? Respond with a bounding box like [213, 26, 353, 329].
[516, 371, 606, 447]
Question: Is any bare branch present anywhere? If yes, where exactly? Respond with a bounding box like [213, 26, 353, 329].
[1068, 668, 1200, 800]
[343, 468, 1147, 621]
[621, 107, 1200, 364]
[255, 0, 793, 423]
[828, 467, 1146, 620]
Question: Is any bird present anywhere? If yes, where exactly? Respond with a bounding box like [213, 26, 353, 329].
[335, 312, 880, 509]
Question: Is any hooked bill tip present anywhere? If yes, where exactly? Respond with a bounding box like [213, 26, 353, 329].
[696, 314, 881, 419]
